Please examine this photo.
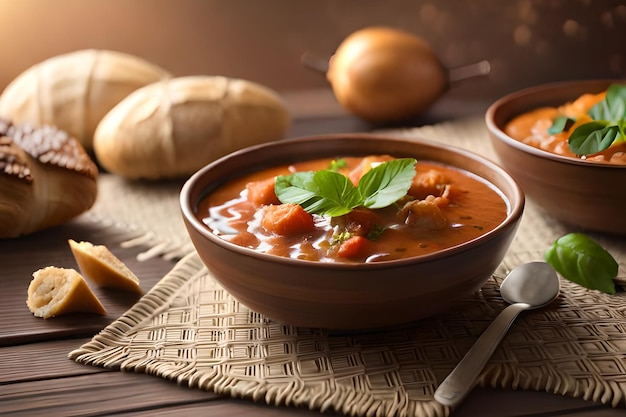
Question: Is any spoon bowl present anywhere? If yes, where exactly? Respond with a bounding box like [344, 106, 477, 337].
[500, 261, 561, 307]
[434, 261, 560, 408]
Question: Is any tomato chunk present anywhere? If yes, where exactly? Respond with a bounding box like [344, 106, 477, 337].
[337, 235, 369, 258]
[261, 204, 315, 236]
[246, 177, 280, 206]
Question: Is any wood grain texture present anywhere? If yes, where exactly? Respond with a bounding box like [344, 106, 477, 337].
[0, 339, 104, 384]
[0, 215, 176, 346]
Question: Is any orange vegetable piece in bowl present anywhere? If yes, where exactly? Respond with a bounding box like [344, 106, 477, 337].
[337, 235, 370, 259]
[347, 155, 394, 185]
[261, 203, 315, 236]
[246, 177, 280, 206]
[558, 91, 605, 118]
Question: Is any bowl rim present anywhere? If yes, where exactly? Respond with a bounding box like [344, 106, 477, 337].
[485, 78, 626, 169]
[180, 133, 525, 270]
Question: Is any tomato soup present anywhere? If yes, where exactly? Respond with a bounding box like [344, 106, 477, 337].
[198, 155, 508, 263]
[505, 87, 626, 164]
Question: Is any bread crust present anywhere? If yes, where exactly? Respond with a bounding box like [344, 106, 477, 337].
[0, 49, 171, 151]
[93, 76, 291, 180]
[0, 119, 98, 238]
[68, 239, 143, 294]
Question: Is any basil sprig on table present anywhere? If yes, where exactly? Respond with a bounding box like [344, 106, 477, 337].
[275, 158, 417, 217]
[549, 83, 626, 156]
[545, 233, 619, 294]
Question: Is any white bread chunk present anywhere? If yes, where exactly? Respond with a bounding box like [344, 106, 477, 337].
[68, 239, 142, 294]
[27, 267, 106, 318]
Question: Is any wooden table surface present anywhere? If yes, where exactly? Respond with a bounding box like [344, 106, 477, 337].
[2, 90, 624, 417]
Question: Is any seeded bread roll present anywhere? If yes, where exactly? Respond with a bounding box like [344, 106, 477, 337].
[93, 75, 291, 180]
[27, 267, 106, 318]
[0, 119, 98, 238]
[0, 49, 171, 151]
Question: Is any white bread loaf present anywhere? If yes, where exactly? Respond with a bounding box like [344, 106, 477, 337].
[93, 75, 291, 180]
[0, 119, 98, 238]
[0, 49, 171, 151]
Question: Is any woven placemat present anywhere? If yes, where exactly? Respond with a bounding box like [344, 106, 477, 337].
[71, 116, 626, 416]
[69, 250, 626, 417]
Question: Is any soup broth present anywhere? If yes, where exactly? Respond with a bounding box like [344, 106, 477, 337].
[198, 155, 508, 263]
[505, 87, 626, 164]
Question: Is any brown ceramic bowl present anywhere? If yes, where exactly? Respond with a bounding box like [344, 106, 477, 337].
[180, 134, 524, 330]
[486, 79, 626, 235]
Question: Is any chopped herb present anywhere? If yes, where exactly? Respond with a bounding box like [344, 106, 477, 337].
[332, 231, 353, 244]
[545, 233, 619, 294]
[275, 158, 417, 217]
[329, 158, 348, 171]
[366, 224, 386, 240]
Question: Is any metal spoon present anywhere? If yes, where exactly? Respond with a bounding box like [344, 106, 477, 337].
[434, 261, 560, 408]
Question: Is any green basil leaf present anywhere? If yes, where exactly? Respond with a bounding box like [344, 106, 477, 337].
[568, 122, 621, 155]
[545, 233, 618, 294]
[275, 171, 318, 205]
[548, 116, 574, 135]
[567, 84, 626, 155]
[275, 158, 417, 217]
[619, 119, 626, 141]
[309, 170, 362, 216]
[358, 158, 417, 209]
[588, 83, 626, 122]
[275, 170, 361, 217]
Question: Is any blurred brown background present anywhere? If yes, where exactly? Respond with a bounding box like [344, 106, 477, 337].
[0, 0, 623, 103]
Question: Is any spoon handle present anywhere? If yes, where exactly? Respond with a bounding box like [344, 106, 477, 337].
[434, 302, 530, 407]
